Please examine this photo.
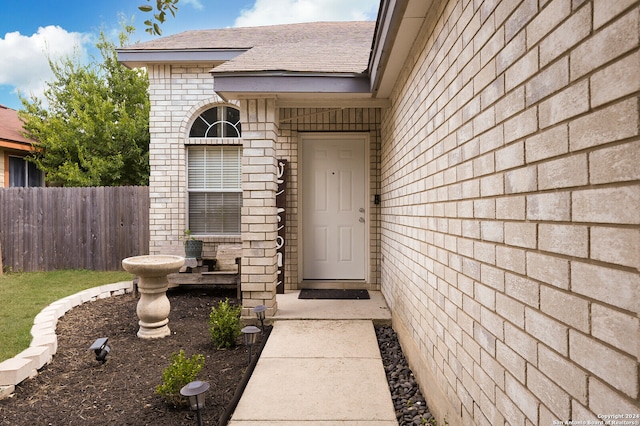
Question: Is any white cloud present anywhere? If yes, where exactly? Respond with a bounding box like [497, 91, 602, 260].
[234, 0, 379, 27]
[0, 26, 91, 102]
[181, 0, 204, 10]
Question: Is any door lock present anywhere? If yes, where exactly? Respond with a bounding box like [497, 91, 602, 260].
[359, 208, 365, 213]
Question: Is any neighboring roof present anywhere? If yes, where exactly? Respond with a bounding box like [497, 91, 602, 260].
[118, 21, 376, 74]
[0, 105, 36, 152]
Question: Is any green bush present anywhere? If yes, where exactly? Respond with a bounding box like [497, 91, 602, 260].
[155, 350, 205, 406]
[208, 298, 242, 349]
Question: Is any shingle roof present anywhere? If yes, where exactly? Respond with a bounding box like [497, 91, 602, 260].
[0, 105, 34, 147]
[121, 21, 376, 74]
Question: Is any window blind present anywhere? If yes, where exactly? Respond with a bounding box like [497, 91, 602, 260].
[187, 146, 242, 235]
[188, 146, 241, 190]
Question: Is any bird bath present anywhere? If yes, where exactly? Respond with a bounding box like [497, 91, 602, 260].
[122, 255, 184, 339]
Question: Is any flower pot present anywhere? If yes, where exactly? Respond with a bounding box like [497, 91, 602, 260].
[184, 239, 203, 259]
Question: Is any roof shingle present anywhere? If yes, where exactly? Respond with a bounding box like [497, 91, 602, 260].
[0, 105, 34, 146]
[121, 21, 375, 74]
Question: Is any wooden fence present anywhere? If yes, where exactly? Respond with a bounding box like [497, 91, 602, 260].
[0, 186, 149, 271]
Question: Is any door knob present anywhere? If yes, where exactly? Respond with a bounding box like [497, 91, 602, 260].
[359, 217, 365, 223]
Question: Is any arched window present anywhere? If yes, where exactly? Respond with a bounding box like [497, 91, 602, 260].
[187, 105, 242, 235]
[189, 106, 241, 138]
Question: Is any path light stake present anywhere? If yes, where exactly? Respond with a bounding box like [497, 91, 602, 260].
[253, 305, 267, 332]
[241, 325, 261, 364]
[180, 380, 210, 426]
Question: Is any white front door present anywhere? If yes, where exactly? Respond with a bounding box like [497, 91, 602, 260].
[302, 135, 367, 280]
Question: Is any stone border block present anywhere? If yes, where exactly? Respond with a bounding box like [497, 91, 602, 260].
[60, 293, 84, 309]
[30, 334, 57, 355]
[17, 346, 52, 370]
[0, 358, 36, 386]
[30, 321, 56, 338]
[46, 301, 72, 318]
[33, 311, 57, 326]
[101, 282, 133, 294]
[79, 287, 103, 303]
[0, 385, 15, 399]
[97, 291, 111, 299]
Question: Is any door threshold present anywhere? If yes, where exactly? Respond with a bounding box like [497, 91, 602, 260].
[301, 280, 368, 290]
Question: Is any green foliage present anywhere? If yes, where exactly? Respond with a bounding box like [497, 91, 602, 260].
[139, 0, 179, 35]
[155, 350, 205, 406]
[19, 23, 150, 187]
[0, 270, 133, 362]
[208, 298, 242, 349]
[423, 416, 448, 426]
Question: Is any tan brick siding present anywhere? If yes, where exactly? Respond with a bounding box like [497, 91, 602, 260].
[380, 1, 639, 425]
[147, 65, 241, 257]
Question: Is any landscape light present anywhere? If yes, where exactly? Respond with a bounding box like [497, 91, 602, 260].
[253, 305, 267, 331]
[89, 337, 110, 363]
[180, 380, 210, 426]
[241, 325, 261, 364]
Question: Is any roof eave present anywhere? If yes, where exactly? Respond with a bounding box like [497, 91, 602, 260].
[116, 49, 247, 68]
[0, 139, 37, 152]
[369, 0, 434, 98]
[212, 73, 372, 99]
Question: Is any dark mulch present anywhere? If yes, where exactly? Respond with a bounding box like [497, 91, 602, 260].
[0, 287, 255, 426]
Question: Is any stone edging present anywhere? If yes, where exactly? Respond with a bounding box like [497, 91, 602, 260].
[0, 281, 134, 399]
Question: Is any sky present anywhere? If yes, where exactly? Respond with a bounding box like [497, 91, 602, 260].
[0, 0, 380, 110]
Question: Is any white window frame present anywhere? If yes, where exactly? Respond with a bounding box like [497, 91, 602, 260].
[187, 105, 243, 236]
[189, 105, 241, 138]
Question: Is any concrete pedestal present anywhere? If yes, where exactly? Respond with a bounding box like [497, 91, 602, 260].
[122, 255, 184, 339]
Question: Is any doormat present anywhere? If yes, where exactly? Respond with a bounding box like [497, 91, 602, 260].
[298, 289, 370, 300]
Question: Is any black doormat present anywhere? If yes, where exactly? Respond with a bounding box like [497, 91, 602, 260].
[298, 289, 370, 300]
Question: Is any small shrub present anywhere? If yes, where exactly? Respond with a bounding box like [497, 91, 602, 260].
[208, 298, 242, 349]
[155, 350, 205, 406]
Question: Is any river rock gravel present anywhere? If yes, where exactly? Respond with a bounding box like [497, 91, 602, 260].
[376, 326, 436, 426]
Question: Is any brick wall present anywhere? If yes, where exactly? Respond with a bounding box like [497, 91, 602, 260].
[147, 65, 241, 257]
[380, 1, 639, 425]
[146, 63, 384, 292]
[238, 97, 279, 316]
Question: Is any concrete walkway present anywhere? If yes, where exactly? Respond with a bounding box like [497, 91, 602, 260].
[228, 291, 397, 425]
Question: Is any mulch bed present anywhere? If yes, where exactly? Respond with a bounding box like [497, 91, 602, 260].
[0, 287, 254, 425]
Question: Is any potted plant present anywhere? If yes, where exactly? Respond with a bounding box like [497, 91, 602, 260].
[183, 229, 203, 259]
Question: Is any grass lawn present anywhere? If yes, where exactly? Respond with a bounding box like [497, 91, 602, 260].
[0, 270, 133, 362]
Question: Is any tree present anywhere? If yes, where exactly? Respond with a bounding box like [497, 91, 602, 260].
[20, 25, 150, 187]
[139, 0, 179, 36]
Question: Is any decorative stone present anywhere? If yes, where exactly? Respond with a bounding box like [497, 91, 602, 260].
[30, 333, 57, 354]
[122, 255, 184, 339]
[33, 311, 57, 325]
[30, 321, 55, 338]
[79, 287, 102, 303]
[17, 346, 51, 370]
[0, 358, 35, 386]
[0, 385, 15, 399]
